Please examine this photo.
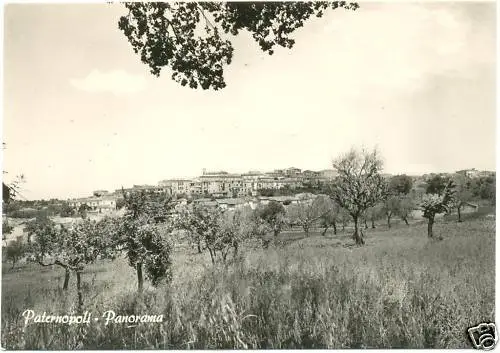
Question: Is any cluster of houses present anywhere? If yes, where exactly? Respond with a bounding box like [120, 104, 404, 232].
[135, 167, 336, 198]
[68, 167, 337, 214]
[190, 194, 314, 211]
[67, 167, 494, 215]
[68, 192, 316, 215]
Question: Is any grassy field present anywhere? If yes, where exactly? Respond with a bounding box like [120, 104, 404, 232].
[1, 216, 495, 349]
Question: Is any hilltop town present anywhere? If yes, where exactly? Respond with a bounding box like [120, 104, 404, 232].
[2, 166, 494, 221]
[58, 167, 494, 217]
[65, 167, 335, 213]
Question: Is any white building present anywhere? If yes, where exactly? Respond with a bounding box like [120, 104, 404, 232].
[68, 195, 117, 213]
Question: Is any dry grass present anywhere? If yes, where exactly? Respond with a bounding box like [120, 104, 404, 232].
[1, 217, 495, 349]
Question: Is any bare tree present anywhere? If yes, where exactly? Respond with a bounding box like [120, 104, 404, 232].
[330, 148, 386, 245]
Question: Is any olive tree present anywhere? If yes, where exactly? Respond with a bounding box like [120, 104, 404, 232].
[451, 173, 473, 222]
[421, 180, 455, 238]
[382, 175, 415, 228]
[115, 190, 175, 291]
[287, 195, 330, 236]
[59, 218, 119, 308]
[176, 203, 219, 262]
[24, 217, 70, 287]
[316, 195, 340, 236]
[218, 207, 255, 261]
[398, 196, 415, 226]
[187, 204, 225, 264]
[330, 148, 386, 245]
[255, 201, 287, 239]
[177, 203, 249, 264]
[382, 196, 400, 229]
[338, 207, 351, 231]
[25, 216, 118, 308]
[4, 236, 26, 269]
[388, 174, 413, 195]
[175, 204, 205, 254]
[364, 203, 384, 229]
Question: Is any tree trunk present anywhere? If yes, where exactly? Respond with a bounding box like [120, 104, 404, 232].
[332, 221, 337, 235]
[387, 215, 391, 229]
[457, 205, 462, 222]
[427, 216, 434, 238]
[136, 262, 144, 292]
[76, 270, 83, 311]
[63, 268, 70, 290]
[208, 248, 216, 264]
[352, 216, 365, 245]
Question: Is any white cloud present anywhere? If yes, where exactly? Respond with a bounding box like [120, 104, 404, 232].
[70, 69, 147, 95]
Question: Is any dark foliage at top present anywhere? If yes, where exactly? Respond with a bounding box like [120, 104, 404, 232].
[118, 2, 359, 90]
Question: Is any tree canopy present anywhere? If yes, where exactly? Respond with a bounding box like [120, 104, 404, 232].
[420, 180, 455, 238]
[330, 148, 386, 245]
[388, 174, 413, 195]
[425, 174, 451, 195]
[116, 190, 175, 290]
[118, 1, 359, 90]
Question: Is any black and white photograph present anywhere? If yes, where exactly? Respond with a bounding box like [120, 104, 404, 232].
[1, 1, 496, 349]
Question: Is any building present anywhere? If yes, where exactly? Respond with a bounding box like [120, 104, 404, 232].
[198, 171, 245, 198]
[159, 179, 190, 195]
[284, 167, 301, 177]
[68, 195, 117, 213]
[456, 168, 493, 179]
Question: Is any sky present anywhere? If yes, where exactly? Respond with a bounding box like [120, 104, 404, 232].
[2, 1, 497, 200]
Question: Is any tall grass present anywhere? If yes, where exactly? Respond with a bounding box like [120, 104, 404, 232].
[1, 218, 494, 349]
